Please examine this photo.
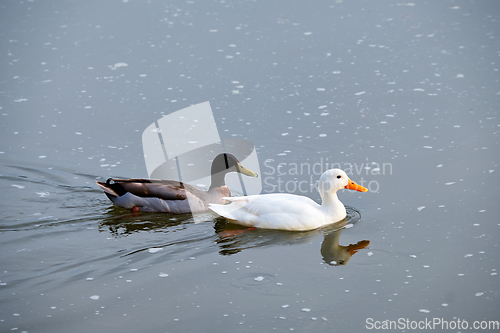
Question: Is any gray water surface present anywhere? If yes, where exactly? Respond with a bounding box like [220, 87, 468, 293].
[1, 1, 499, 332]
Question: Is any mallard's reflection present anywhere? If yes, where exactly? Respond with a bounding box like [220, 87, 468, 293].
[98, 207, 196, 236]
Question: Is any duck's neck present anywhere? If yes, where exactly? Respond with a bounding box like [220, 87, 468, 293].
[321, 191, 340, 206]
[320, 191, 345, 214]
[209, 171, 226, 191]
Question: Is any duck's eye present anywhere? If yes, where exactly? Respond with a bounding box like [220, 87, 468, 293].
[337, 175, 341, 179]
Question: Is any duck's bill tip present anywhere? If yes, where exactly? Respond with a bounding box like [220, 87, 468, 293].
[344, 180, 368, 192]
[237, 163, 258, 178]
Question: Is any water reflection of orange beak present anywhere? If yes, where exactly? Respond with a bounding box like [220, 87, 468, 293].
[344, 179, 368, 192]
[347, 240, 371, 255]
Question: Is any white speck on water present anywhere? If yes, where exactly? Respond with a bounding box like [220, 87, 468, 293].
[281, 133, 289, 136]
[319, 134, 327, 137]
[302, 308, 311, 312]
[12, 184, 25, 189]
[276, 282, 283, 286]
[413, 88, 425, 91]
[75, 132, 82, 135]
[464, 254, 473, 257]
[318, 105, 327, 109]
[491, 272, 497, 276]
[109, 62, 128, 70]
[473, 223, 480, 226]
[419, 309, 430, 313]
[458, 273, 464, 276]
[354, 91, 366, 96]
[367, 252, 373, 256]
[86, 277, 94, 281]
[456, 74, 464, 78]
[254, 276, 264, 282]
[441, 303, 448, 307]
[316, 88, 325, 91]
[445, 182, 455, 185]
[437, 164, 443, 167]
[423, 265, 430, 268]
[148, 248, 163, 254]
[282, 304, 289, 308]
[479, 210, 486, 213]
[304, 32, 313, 36]
[332, 71, 341, 74]
[417, 206, 425, 211]
[489, 170, 494, 173]
[423, 146, 432, 149]
[221, 271, 227, 274]
[130, 268, 138, 272]
[159, 273, 169, 278]
[90, 295, 100, 300]
[38, 155, 47, 159]
[410, 255, 417, 258]
[475, 292, 484, 297]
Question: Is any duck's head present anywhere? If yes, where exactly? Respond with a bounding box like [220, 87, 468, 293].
[210, 153, 258, 189]
[319, 169, 368, 194]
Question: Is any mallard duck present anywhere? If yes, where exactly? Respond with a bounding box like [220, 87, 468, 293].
[209, 168, 368, 231]
[97, 153, 258, 213]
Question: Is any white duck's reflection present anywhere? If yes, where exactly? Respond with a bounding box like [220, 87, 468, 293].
[320, 222, 370, 266]
[213, 209, 370, 265]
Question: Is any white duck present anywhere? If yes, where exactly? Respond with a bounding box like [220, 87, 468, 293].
[209, 169, 368, 231]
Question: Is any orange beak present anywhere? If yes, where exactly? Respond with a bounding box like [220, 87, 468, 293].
[345, 179, 368, 192]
